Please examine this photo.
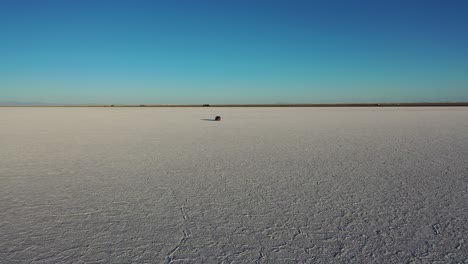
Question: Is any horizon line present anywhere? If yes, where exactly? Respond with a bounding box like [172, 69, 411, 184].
[2, 102, 468, 107]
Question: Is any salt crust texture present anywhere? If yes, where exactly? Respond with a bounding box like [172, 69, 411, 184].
[1, 107, 467, 263]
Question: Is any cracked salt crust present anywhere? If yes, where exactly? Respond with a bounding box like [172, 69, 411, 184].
[0, 107, 467, 263]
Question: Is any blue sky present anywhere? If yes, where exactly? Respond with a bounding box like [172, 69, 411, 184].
[1, 0, 468, 104]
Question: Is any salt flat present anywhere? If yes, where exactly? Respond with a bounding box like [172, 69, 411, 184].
[1, 107, 467, 263]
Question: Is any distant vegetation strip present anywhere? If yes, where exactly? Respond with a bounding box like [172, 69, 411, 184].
[2, 102, 468, 107]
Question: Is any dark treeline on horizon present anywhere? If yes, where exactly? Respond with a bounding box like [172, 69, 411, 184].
[2, 102, 468, 107]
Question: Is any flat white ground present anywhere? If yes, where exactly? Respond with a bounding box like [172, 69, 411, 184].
[1, 107, 467, 263]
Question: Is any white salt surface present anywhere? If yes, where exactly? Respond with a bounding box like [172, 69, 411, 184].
[1, 107, 467, 263]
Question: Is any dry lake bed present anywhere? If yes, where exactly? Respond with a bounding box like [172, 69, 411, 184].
[1, 107, 467, 263]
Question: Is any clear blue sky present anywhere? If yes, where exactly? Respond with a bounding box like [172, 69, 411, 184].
[1, 0, 468, 104]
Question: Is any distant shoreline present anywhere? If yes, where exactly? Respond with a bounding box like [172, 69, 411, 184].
[2, 102, 468, 107]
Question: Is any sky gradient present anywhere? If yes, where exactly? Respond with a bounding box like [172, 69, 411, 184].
[1, 0, 468, 104]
